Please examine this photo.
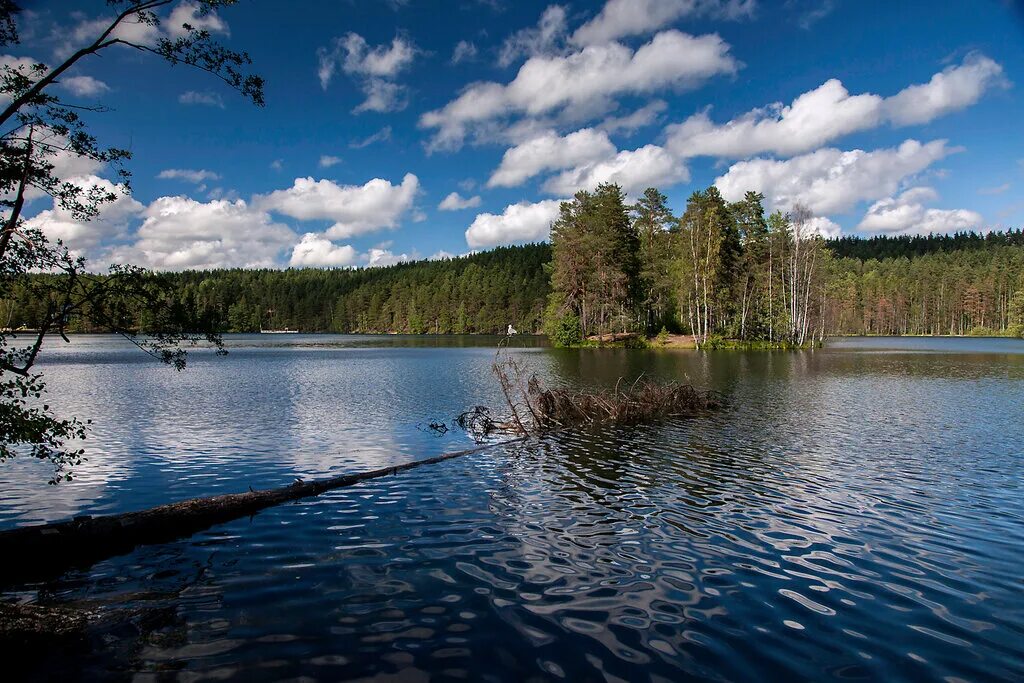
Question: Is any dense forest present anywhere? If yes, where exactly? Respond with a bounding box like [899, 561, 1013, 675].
[3, 196, 1023, 342]
[2, 245, 552, 336]
[545, 184, 831, 346]
[828, 229, 1024, 260]
[542, 185, 1024, 344]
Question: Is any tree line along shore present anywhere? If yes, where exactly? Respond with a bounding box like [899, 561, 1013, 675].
[5, 187, 1024, 347]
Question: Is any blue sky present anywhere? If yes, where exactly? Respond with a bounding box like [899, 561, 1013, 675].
[8, 0, 1024, 269]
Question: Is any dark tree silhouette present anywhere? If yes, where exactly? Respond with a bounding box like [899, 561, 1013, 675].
[0, 1, 263, 481]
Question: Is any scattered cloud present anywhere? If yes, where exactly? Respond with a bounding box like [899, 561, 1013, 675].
[2, 55, 109, 99]
[24, 176, 143, 257]
[451, 40, 478, 64]
[353, 78, 407, 113]
[421, 29, 739, 151]
[465, 199, 562, 248]
[792, 0, 836, 30]
[289, 233, 358, 267]
[571, 0, 755, 46]
[715, 139, 956, 215]
[179, 90, 225, 108]
[805, 216, 842, 238]
[488, 128, 616, 187]
[857, 187, 983, 234]
[318, 32, 416, 113]
[543, 143, 689, 195]
[319, 155, 343, 168]
[10, 129, 106, 201]
[438, 192, 482, 210]
[270, 159, 284, 171]
[59, 15, 161, 57]
[157, 168, 221, 184]
[978, 183, 1010, 195]
[59, 2, 228, 59]
[336, 33, 416, 80]
[667, 54, 1004, 160]
[59, 74, 109, 97]
[882, 53, 1008, 126]
[498, 5, 568, 67]
[350, 126, 393, 148]
[256, 173, 420, 239]
[366, 247, 412, 267]
[0, 55, 39, 104]
[598, 100, 667, 135]
[166, 1, 229, 39]
[107, 196, 296, 271]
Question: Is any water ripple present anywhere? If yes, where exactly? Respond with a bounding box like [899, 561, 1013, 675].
[3, 335, 1023, 681]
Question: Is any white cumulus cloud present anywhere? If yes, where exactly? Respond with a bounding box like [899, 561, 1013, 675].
[571, 0, 755, 46]
[366, 247, 412, 267]
[438, 192, 482, 211]
[3, 55, 109, 100]
[256, 173, 420, 239]
[544, 143, 688, 196]
[598, 100, 667, 135]
[289, 233, 358, 267]
[420, 29, 738, 151]
[108, 196, 296, 271]
[666, 54, 1005, 160]
[882, 53, 1006, 126]
[498, 5, 568, 67]
[24, 176, 143, 257]
[715, 139, 956, 215]
[857, 187, 982, 234]
[465, 199, 563, 248]
[488, 128, 616, 187]
[805, 216, 842, 238]
[166, 1, 229, 40]
[59, 75, 109, 97]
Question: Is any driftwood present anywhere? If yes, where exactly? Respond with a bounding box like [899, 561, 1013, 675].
[484, 343, 723, 437]
[0, 439, 523, 587]
[530, 378, 722, 429]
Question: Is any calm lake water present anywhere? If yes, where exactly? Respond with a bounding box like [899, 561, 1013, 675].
[3, 334, 1024, 681]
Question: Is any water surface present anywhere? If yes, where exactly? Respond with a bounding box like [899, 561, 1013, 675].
[2, 335, 1023, 681]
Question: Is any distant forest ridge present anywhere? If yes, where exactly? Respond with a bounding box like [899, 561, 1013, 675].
[826, 228, 1024, 260]
[5, 230, 1023, 338]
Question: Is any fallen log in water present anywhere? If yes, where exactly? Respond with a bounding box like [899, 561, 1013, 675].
[479, 345, 724, 437]
[531, 379, 723, 429]
[0, 439, 524, 587]
[1, 342, 722, 588]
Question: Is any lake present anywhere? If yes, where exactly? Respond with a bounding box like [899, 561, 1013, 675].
[3, 334, 1023, 681]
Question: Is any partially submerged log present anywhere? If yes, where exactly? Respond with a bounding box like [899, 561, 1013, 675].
[0, 345, 722, 588]
[481, 347, 723, 437]
[531, 378, 722, 429]
[0, 439, 523, 587]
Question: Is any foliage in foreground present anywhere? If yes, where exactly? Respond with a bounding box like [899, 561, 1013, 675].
[0, 1, 262, 480]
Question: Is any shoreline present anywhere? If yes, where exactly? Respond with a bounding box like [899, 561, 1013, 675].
[24, 331, 1024, 343]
